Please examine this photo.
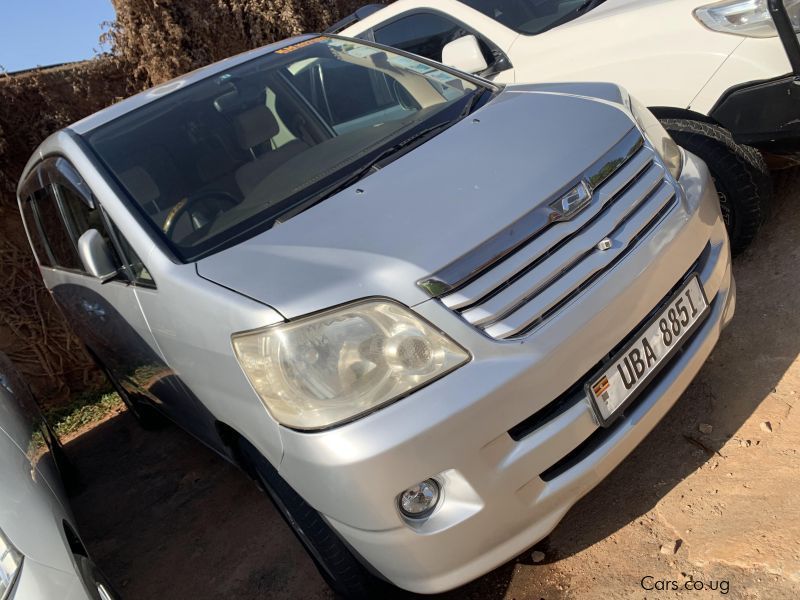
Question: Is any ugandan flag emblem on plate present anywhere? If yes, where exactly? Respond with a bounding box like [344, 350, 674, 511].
[592, 376, 610, 403]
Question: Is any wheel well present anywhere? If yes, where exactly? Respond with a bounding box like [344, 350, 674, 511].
[63, 521, 88, 557]
[647, 106, 718, 125]
[215, 421, 259, 481]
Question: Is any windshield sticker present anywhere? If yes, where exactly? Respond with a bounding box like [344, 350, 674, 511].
[387, 56, 436, 74]
[275, 37, 326, 54]
[339, 44, 384, 59]
[426, 70, 462, 85]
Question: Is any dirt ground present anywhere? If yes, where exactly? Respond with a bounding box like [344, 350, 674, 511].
[68, 170, 800, 600]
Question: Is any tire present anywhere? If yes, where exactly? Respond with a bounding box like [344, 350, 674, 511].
[661, 118, 772, 255]
[237, 437, 388, 599]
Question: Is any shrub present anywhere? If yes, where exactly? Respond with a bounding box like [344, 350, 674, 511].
[0, 59, 130, 406]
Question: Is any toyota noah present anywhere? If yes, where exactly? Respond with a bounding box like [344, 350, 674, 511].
[17, 35, 734, 597]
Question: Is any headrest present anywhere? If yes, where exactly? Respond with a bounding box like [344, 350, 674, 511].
[119, 166, 160, 206]
[234, 107, 280, 150]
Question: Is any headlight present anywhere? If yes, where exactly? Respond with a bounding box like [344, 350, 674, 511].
[626, 94, 683, 180]
[695, 0, 800, 38]
[0, 528, 23, 597]
[233, 300, 470, 429]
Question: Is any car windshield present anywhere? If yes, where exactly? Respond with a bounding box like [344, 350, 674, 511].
[85, 36, 482, 262]
[461, 0, 605, 35]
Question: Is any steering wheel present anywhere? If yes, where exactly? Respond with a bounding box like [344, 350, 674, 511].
[162, 191, 239, 239]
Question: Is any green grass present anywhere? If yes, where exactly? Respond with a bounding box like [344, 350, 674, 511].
[44, 387, 125, 439]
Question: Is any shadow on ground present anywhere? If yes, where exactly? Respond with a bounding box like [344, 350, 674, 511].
[68, 411, 331, 599]
[67, 170, 800, 600]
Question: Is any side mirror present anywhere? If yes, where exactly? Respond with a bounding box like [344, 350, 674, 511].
[441, 35, 488, 75]
[77, 229, 118, 282]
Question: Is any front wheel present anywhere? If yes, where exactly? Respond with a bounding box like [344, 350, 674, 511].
[661, 118, 772, 255]
[237, 437, 388, 599]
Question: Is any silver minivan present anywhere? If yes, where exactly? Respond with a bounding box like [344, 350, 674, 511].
[17, 34, 734, 597]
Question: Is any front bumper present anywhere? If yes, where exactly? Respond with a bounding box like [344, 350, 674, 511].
[277, 151, 734, 594]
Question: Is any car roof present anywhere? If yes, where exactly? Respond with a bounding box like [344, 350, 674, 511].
[69, 34, 319, 136]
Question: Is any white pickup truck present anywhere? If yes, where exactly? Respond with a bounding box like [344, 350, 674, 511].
[336, 0, 800, 253]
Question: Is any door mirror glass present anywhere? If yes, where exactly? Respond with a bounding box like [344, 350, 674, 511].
[78, 229, 118, 282]
[442, 35, 488, 74]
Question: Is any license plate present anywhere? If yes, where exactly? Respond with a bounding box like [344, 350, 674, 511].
[586, 276, 709, 426]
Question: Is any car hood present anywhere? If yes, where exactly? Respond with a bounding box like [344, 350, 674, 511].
[197, 85, 636, 319]
[506, 0, 743, 110]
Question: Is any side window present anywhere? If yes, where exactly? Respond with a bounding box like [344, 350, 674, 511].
[33, 186, 83, 271]
[21, 158, 152, 284]
[19, 194, 52, 267]
[56, 168, 156, 286]
[108, 221, 155, 287]
[373, 12, 494, 66]
[288, 58, 402, 132]
[319, 60, 396, 126]
[56, 179, 157, 286]
[54, 181, 119, 273]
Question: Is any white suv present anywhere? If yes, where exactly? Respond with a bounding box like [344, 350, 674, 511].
[339, 0, 800, 253]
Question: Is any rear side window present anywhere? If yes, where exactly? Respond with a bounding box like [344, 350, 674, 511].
[33, 186, 82, 270]
[19, 195, 52, 267]
[373, 12, 493, 66]
[287, 58, 402, 131]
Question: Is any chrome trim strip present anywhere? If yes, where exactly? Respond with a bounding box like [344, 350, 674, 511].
[487, 188, 678, 339]
[460, 164, 667, 328]
[444, 153, 658, 313]
[418, 127, 643, 296]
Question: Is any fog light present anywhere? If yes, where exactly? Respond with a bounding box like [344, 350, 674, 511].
[398, 479, 440, 519]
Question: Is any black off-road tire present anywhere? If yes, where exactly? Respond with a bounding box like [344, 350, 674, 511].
[237, 437, 389, 599]
[661, 118, 772, 255]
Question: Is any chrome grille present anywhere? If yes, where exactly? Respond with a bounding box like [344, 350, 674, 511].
[423, 129, 679, 340]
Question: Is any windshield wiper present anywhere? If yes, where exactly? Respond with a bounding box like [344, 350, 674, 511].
[459, 87, 487, 118]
